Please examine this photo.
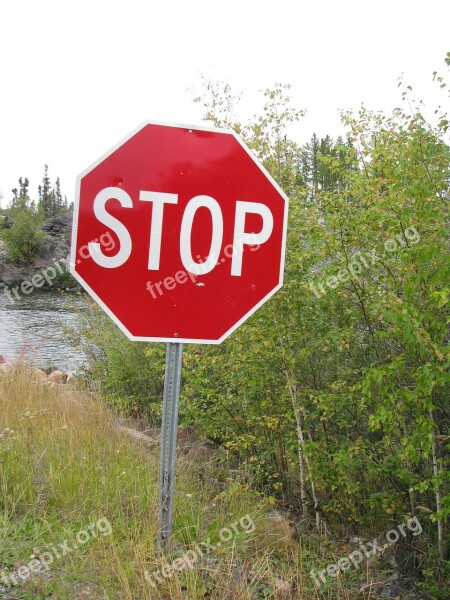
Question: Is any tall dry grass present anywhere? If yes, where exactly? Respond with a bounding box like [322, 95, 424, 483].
[0, 367, 353, 599]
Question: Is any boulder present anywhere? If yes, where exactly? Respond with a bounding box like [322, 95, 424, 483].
[265, 510, 298, 549]
[65, 371, 76, 384]
[32, 369, 48, 382]
[0, 210, 72, 288]
[48, 370, 67, 384]
[41, 210, 73, 235]
[117, 426, 157, 447]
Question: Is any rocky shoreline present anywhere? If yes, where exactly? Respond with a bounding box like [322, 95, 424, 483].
[0, 356, 76, 384]
[0, 210, 73, 289]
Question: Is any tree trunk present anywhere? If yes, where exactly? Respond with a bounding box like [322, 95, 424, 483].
[430, 409, 445, 562]
[292, 402, 308, 519]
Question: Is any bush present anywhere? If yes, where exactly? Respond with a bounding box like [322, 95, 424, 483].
[1, 210, 44, 262]
[65, 299, 166, 422]
[52, 268, 77, 289]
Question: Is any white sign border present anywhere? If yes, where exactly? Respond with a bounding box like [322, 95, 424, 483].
[70, 120, 289, 345]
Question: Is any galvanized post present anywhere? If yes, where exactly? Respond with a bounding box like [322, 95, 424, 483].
[157, 341, 183, 552]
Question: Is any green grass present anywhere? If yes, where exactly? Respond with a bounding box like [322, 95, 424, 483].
[0, 367, 365, 599]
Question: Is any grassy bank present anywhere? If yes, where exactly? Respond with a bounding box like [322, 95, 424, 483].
[0, 367, 341, 599]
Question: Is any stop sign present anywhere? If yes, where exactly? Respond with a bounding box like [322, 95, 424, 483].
[70, 122, 288, 343]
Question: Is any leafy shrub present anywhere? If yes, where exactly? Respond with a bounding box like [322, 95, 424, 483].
[65, 298, 166, 422]
[1, 210, 44, 262]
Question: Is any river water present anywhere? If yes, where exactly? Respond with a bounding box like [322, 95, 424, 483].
[0, 291, 87, 371]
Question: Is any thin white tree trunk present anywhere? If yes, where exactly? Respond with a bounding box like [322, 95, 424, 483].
[271, 308, 321, 527]
[430, 410, 444, 561]
[306, 430, 324, 533]
[292, 400, 308, 518]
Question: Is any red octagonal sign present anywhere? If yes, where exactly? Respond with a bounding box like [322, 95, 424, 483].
[70, 122, 288, 343]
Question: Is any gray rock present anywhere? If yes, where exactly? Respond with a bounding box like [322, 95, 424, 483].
[41, 210, 73, 234]
[0, 210, 73, 288]
[380, 581, 403, 597]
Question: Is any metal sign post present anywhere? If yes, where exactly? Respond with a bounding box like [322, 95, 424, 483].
[157, 341, 183, 552]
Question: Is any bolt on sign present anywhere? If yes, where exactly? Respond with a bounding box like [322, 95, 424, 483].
[70, 122, 289, 549]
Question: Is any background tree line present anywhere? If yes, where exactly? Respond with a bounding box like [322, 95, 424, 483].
[71, 58, 449, 595]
